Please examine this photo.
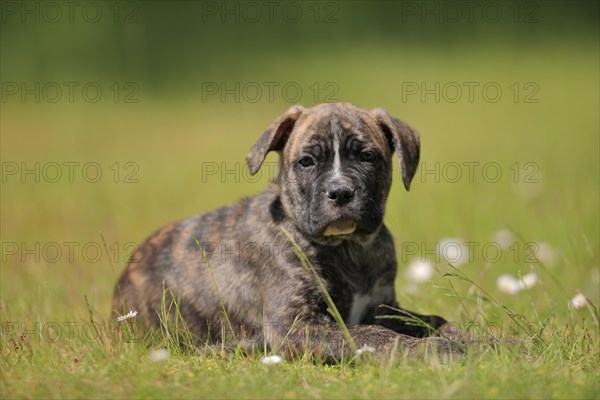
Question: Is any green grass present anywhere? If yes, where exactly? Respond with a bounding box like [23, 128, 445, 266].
[1, 41, 599, 399]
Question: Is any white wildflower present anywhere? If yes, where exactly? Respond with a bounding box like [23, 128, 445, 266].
[438, 238, 468, 266]
[148, 348, 170, 363]
[405, 259, 434, 283]
[355, 344, 376, 356]
[570, 293, 587, 309]
[498, 272, 538, 294]
[520, 272, 538, 289]
[116, 310, 138, 322]
[497, 274, 521, 295]
[535, 242, 557, 267]
[492, 229, 514, 250]
[261, 355, 283, 365]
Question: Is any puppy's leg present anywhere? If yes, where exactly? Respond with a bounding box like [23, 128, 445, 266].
[371, 301, 449, 338]
[263, 288, 462, 362]
[372, 302, 523, 352]
[264, 319, 463, 362]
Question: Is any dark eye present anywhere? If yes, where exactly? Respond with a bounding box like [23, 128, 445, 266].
[359, 151, 376, 162]
[298, 156, 315, 167]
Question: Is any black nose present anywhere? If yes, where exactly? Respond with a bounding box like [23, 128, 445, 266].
[326, 183, 355, 206]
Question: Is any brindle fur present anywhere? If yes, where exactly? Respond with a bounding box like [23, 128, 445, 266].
[113, 103, 463, 360]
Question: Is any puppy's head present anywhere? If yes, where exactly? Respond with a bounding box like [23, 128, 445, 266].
[246, 103, 420, 246]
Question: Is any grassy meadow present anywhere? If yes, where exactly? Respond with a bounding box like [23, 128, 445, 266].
[1, 2, 599, 399]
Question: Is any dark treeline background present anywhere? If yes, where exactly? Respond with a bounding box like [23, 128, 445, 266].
[2, 1, 598, 95]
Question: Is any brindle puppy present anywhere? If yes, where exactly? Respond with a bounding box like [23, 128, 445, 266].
[113, 103, 463, 359]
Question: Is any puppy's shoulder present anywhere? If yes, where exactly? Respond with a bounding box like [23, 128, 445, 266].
[183, 183, 283, 239]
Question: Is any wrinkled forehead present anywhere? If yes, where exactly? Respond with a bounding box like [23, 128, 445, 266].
[285, 104, 389, 156]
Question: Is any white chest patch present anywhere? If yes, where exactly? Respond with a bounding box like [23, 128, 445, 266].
[347, 282, 394, 325]
[348, 293, 373, 325]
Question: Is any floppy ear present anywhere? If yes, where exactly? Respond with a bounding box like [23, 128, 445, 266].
[371, 108, 421, 191]
[245, 105, 305, 175]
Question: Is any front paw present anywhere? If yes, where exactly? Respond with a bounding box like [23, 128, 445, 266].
[437, 322, 470, 342]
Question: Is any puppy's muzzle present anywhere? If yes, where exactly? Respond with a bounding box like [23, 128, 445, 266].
[325, 177, 356, 207]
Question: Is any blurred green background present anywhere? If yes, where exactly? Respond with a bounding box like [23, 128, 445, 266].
[1, 0, 598, 323]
